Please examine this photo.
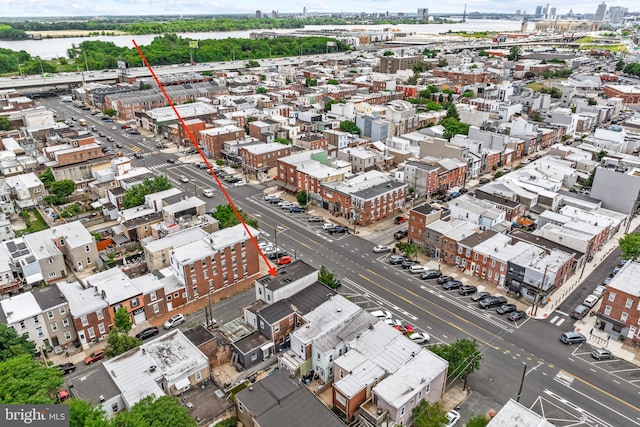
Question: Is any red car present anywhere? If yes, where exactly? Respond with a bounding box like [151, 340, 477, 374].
[394, 216, 406, 224]
[84, 349, 104, 365]
[277, 255, 292, 265]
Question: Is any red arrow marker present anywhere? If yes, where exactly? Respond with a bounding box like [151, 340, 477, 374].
[133, 40, 277, 276]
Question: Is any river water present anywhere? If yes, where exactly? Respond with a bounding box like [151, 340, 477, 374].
[5, 19, 526, 59]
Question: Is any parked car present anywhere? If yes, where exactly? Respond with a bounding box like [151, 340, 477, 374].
[458, 285, 478, 296]
[267, 249, 288, 260]
[57, 389, 70, 402]
[268, 197, 283, 205]
[591, 348, 613, 360]
[389, 255, 406, 265]
[57, 363, 76, 374]
[479, 296, 508, 309]
[329, 226, 349, 234]
[202, 189, 214, 198]
[106, 136, 114, 142]
[408, 332, 430, 344]
[560, 331, 587, 345]
[277, 255, 292, 265]
[233, 180, 246, 187]
[394, 216, 406, 224]
[371, 310, 392, 320]
[409, 265, 427, 274]
[479, 178, 491, 184]
[420, 270, 442, 280]
[308, 216, 324, 222]
[373, 244, 392, 253]
[583, 295, 599, 308]
[507, 310, 527, 322]
[278, 201, 293, 208]
[135, 327, 159, 341]
[163, 313, 186, 329]
[446, 410, 461, 427]
[571, 304, 589, 320]
[289, 207, 305, 213]
[166, 158, 176, 163]
[442, 280, 462, 290]
[437, 276, 453, 285]
[592, 285, 606, 298]
[384, 319, 402, 328]
[127, 129, 140, 135]
[394, 229, 408, 240]
[401, 259, 419, 269]
[496, 304, 517, 314]
[322, 223, 335, 230]
[84, 349, 105, 365]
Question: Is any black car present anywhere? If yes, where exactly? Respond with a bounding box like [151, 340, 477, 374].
[401, 259, 419, 269]
[127, 129, 140, 135]
[394, 229, 408, 240]
[442, 280, 462, 290]
[268, 197, 283, 204]
[135, 327, 159, 341]
[458, 285, 477, 296]
[420, 270, 442, 280]
[57, 363, 76, 375]
[479, 178, 491, 184]
[496, 304, 517, 314]
[115, 142, 123, 148]
[507, 310, 527, 322]
[479, 296, 508, 309]
[268, 249, 288, 260]
[329, 226, 349, 234]
[437, 276, 453, 285]
[389, 255, 406, 265]
[470, 291, 491, 302]
[166, 159, 176, 164]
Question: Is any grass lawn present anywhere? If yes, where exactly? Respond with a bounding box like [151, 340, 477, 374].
[15, 209, 49, 237]
[525, 82, 546, 91]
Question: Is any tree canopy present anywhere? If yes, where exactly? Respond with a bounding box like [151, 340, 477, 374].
[508, 45, 522, 61]
[296, 190, 309, 208]
[439, 117, 470, 140]
[430, 338, 482, 380]
[67, 398, 110, 427]
[122, 176, 172, 209]
[411, 400, 448, 427]
[104, 328, 140, 358]
[45, 179, 76, 205]
[211, 204, 258, 230]
[339, 120, 360, 135]
[112, 395, 197, 427]
[0, 323, 36, 362]
[619, 232, 640, 260]
[0, 117, 11, 131]
[0, 354, 63, 404]
[114, 307, 133, 332]
[318, 266, 340, 289]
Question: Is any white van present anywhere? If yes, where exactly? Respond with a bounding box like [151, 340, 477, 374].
[409, 265, 426, 274]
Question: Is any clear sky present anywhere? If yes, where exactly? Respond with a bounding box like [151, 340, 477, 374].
[0, 0, 637, 18]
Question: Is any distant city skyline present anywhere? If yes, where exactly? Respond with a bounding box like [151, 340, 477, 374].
[0, 0, 637, 18]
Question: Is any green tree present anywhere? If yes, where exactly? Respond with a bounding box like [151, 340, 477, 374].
[296, 190, 309, 208]
[0, 117, 11, 131]
[256, 86, 268, 94]
[466, 414, 490, 427]
[619, 232, 640, 260]
[122, 176, 172, 209]
[383, 50, 395, 56]
[67, 398, 110, 427]
[318, 265, 340, 289]
[114, 306, 133, 332]
[395, 242, 424, 260]
[430, 338, 482, 381]
[45, 179, 75, 205]
[596, 150, 608, 161]
[339, 120, 360, 135]
[326, 79, 339, 85]
[305, 77, 318, 87]
[60, 203, 80, 218]
[39, 167, 55, 188]
[437, 58, 448, 67]
[445, 104, 459, 120]
[0, 323, 36, 362]
[245, 60, 260, 68]
[508, 45, 522, 61]
[112, 395, 197, 427]
[615, 59, 625, 71]
[439, 117, 469, 140]
[103, 108, 116, 117]
[478, 50, 489, 57]
[0, 354, 63, 404]
[493, 171, 504, 180]
[104, 327, 140, 358]
[411, 400, 448, 427]
[324, 98, 345, 112]
[463, 90, 475, 98]
[211, 204, 258, 229]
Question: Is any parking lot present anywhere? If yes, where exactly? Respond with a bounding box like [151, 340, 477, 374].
[570, 345, 640, 389]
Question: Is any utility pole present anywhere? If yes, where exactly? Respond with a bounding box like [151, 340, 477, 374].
[532, 263, 549, 317]
[516, 363, 527, 402]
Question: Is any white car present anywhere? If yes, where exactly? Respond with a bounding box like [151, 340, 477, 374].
[278, 200, 293, 207]
[233, 180, 246, 187]
[384, 319, 402, 328]
[179, 175, 189, 183]
[322, 223, 335, 231]
[446, 410, 461, 426]
[163, 313, 185, 330]
[371, 310, 392, 320]
[408, 332, 430, 344]
[202, 189, 214, 198]
[583, 294, 599, 308]
[593, 285, 606, 298]
[373, 244, 391, 253]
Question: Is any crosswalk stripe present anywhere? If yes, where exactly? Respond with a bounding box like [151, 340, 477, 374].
[550, 315, 558, 324]
[556, 318, 565, 326]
